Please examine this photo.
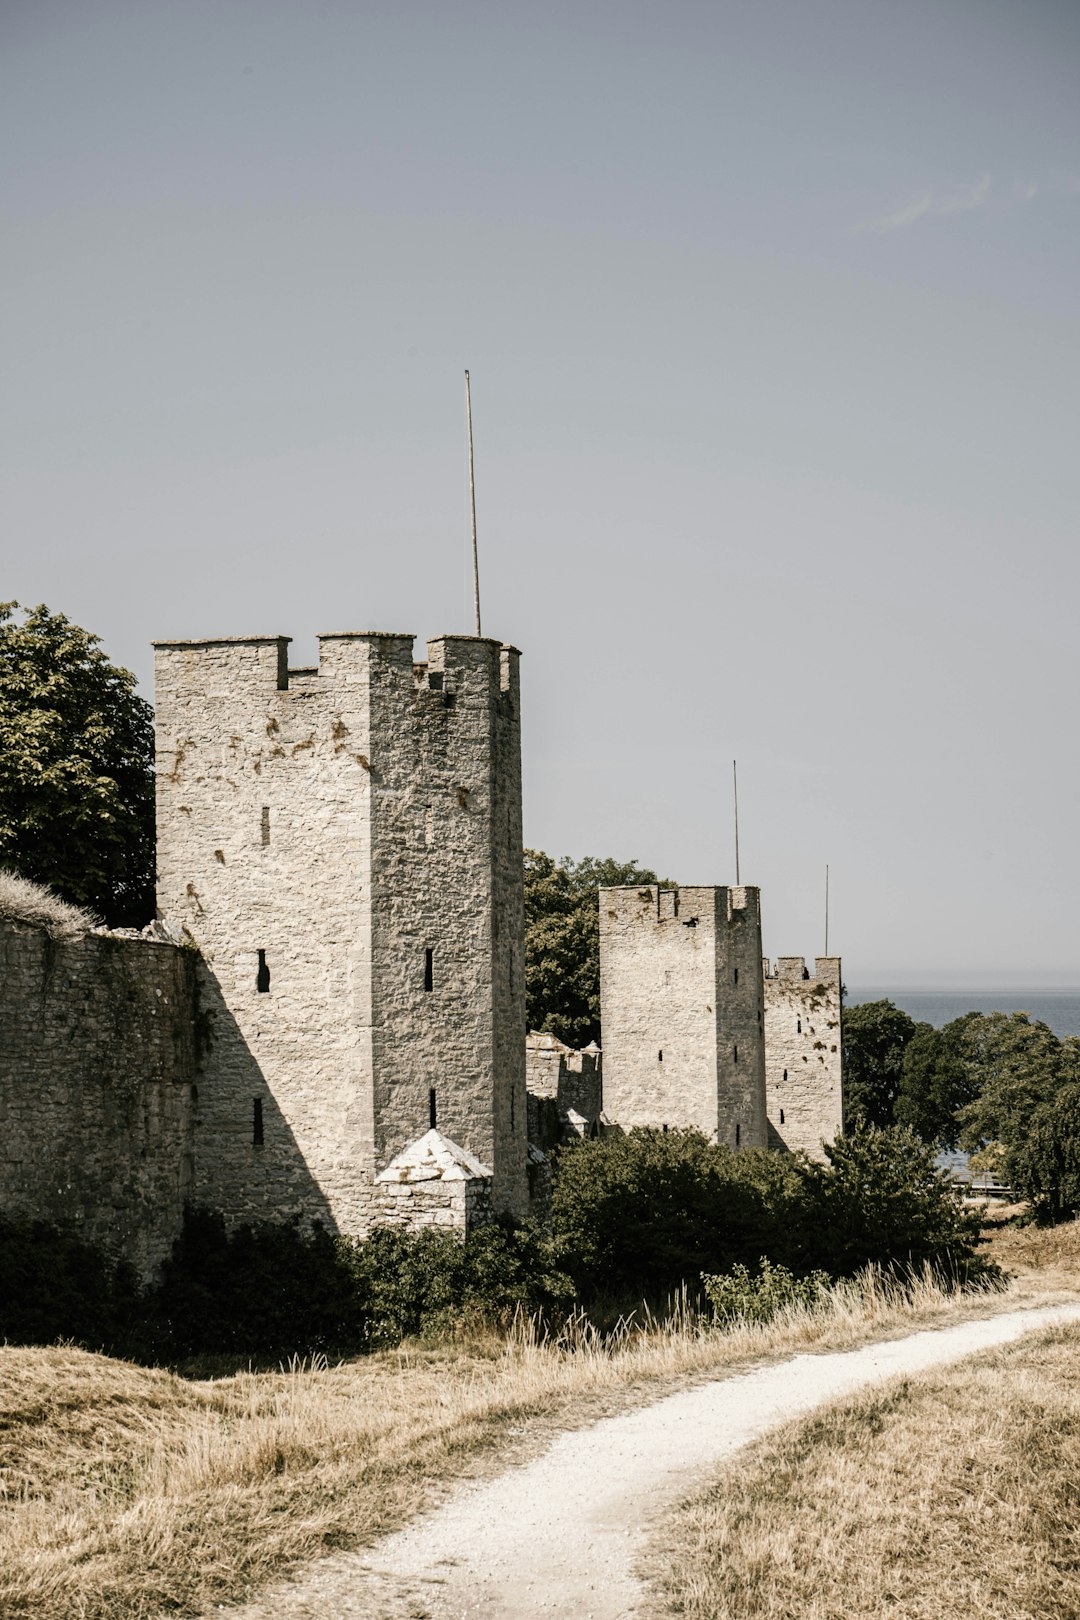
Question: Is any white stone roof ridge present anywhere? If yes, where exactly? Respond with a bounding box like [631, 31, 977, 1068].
[375, 1127, 493, 1184]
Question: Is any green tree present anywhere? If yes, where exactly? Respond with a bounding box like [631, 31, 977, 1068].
[1008, 1086, 1080, 1223]
[957, 1012, 1078, 1152]
[0, 602, 155, 925]
[895, 1020, 979, 1148]
[524, 850, 668, 1047]
[842, 1000, 919, 1130]
[799, 1127, 986, 1279]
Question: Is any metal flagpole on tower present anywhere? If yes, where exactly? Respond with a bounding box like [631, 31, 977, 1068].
[733, 760, 741, 885]
[825, 863, 830, 956]
[465, 370, 482, 637]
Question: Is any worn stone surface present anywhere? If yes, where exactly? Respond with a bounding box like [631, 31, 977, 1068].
[153, 631, 528, 1237]
[598, 886, 767, 1148]
[0, 920, 196, 1278]
[373, 1128, 494, 1233]
[525, 1032, 602, 1153]
[763, 956, 843, 1159]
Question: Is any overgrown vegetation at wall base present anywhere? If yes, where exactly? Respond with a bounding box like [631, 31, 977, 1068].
[0, 1127, 991, 1361]
[549, 1125, 989, 1304]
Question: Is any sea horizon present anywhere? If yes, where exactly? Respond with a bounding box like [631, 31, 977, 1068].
[846, 985, 1080, 1040]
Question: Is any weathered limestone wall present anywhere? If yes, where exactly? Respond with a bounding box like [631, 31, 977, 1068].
[764, 956, 843, 1158]
[598, 886, 767, 1148]
[153, 630, 527, 1237]
[525, 1032, 602, 1152]
[0, 921, 196, 1278]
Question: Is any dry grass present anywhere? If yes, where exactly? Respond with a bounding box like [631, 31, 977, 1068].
[648, 1321, 1080, 1619]
[0, 869, 97, 939]
[0, 1267, 1017, 1620]
[983, 1206, 1080, 1291]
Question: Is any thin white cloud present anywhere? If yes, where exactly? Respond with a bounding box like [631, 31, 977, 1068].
[855, 173, 991, 235]
[852, 172, 1080, 236]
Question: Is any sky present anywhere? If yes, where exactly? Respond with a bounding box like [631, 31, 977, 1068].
[2, 0, 1078, 984]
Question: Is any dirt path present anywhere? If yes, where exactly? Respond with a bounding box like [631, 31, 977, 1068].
[225, 1303, 1080, 1620]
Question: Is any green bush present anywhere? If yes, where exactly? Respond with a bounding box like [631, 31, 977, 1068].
[549, 1128, 809, 1301]
[351, 1220, 576, 1346]
[153, 1208, 366, 1359]
[0, 1216, 147, 1350]
[703, 1258, 832, 1325]
[800, 1127, 988, 1279]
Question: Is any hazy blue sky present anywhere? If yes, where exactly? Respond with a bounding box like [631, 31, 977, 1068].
[2, 0, 1078, 983]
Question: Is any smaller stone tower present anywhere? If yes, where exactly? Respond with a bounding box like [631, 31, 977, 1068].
[598, 886, 767, 1148]
[763, 957, 843, 1158]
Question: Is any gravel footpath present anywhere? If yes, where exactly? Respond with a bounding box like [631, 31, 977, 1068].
[221, 1303, 1080, 1620]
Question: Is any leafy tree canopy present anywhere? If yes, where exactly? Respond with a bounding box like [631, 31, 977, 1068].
[894, 1020, 980, 1149]
[0, 602, 155, 925]
[1008, 1084, 1080, 1224]
[956, 1011, 1080, 1152]
[524, 850, 670, 1048]
[842, 999, 919, 1130]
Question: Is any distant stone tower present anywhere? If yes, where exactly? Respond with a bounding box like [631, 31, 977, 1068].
[153, 631, 528, 1232]
[763, 957, 843, 1158]
[598, 886, 767, 1148]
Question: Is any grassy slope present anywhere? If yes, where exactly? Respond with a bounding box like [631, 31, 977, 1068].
[648, 1322, 1080, 1619]
[646, 1213, 1080, 1620]
[0, 1266, 1026, 1620]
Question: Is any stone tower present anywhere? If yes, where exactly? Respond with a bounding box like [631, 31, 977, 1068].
[598, 885, 768, 1148]
[153, 631, 528, 1231]
[763, 956, 843, 1158]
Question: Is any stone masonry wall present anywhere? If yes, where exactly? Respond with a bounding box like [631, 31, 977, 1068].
[764, 956, 843, 1159]
[598, 886, 767, 1148]
[0, 921, 196, 1279]
[153, 630, 527, 1237]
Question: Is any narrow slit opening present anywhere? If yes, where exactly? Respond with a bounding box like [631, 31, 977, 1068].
[780, 1109, 785, 1125]
[256, 950, 270, 993]
[429, 1087, 437, 1129]
[253, 1097, 264, 1146]
[424, 948, 434, 992]
[735, 1122, 741, 1146]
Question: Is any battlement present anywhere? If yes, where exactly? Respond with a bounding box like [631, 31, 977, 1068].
[600, 884, 761, 929]
[154, 631, 519, 699]
[764, 956, 842, 986]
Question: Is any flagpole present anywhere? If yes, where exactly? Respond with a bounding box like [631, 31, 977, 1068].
[465, 370, 481, 636]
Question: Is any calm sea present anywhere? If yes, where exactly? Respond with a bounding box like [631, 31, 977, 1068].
[846, 989, 1080, 1041]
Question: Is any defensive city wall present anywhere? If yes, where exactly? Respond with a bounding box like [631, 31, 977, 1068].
[0, 621, 844, 1278]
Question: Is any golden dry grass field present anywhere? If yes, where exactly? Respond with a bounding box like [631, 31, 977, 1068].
[648, 1318, 1080, 1619]
[0, 1256, 1042, 1620]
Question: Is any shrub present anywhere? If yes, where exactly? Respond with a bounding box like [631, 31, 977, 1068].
[152, 1208, 366, 1359]
[0, 1217, 145, 1349]
[352, 1220, 576, 1346]
[550, 1128, 808, 1301]
[703, 1258, 832, 1325]
[801, 1127, 988, 1279]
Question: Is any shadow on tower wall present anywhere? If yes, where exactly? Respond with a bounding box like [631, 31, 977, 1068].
[191, 964, 341, 1235]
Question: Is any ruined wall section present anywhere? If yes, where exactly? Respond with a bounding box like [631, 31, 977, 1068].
[598, 886, 766, 1148]
[0, 921, 196, 1278]
[764, 956, 843, 1158]
[154, 630, 527, 1233]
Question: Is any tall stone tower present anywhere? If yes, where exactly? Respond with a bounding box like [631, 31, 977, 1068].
[763, 956, 843, 1159]
[153, 631, 528, 1231]
[598, 885, 768, 1148]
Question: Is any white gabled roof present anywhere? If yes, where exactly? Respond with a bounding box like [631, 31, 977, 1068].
[375, 1127, 493, 1184]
